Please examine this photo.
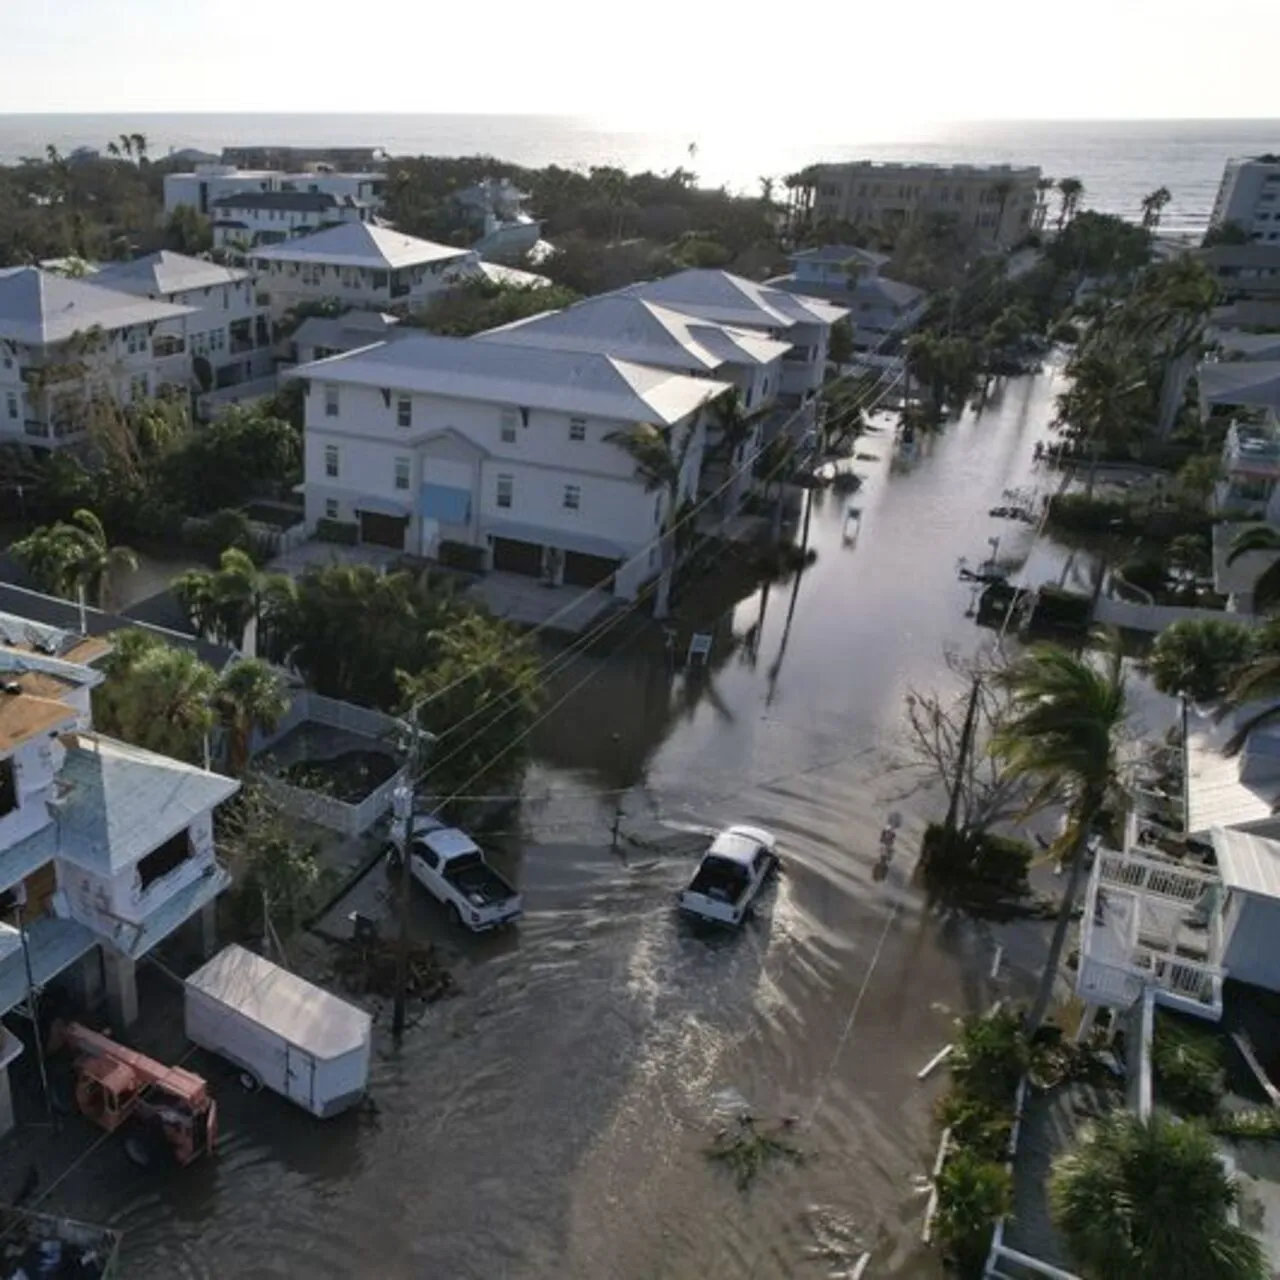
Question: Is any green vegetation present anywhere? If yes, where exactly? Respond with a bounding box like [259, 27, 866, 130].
[994, 640, 1128, 1030]
[409, 279, 581, 337]
[934, 1147, 1014, 1276]
[1147, 618, 1257, 702]
[1152, 1013, 1227, 1116]
[919, 824, 1033, 908]
[1050, 1111, 1267, 1280]
[703, 1116, 805, 1191]
[11, 508, 137, 610]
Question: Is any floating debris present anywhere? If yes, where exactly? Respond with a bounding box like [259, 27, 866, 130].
[329, 936, 456, 1004]
[704, 1115, 805, 1190]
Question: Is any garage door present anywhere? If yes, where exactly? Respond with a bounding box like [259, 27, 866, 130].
[563, 550, 620, 590]
[359, 511, 407, 550]
[492, 536, 543, 577]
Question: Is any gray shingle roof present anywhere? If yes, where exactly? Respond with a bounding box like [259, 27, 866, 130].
[251, 223, 470, 271]
[55, 735, 239, 873]
[0, 267, 195, 345]
[622, 268, 847, 331]
[92, 250, 250, 297]
[213, 191, 343, 213]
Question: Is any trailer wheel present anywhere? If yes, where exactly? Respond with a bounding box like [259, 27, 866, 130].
[238, 1070, 263, 1093]
[124, 1124, 170, 1169]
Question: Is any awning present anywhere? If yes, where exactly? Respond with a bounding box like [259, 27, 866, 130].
[420, 483, 472, 523]
[355, 496, 411, 518]
[481, 519, 627, 561]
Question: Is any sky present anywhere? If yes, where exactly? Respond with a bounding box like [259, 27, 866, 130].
[2, 0, 1279, 122]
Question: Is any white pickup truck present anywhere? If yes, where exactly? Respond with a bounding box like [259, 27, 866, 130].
[389, 816, 522, 932]
[678, 825, 779, 927]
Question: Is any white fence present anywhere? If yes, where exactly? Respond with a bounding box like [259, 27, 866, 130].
[251, 690, 408, 836]
[1093, 596, 1261, 635]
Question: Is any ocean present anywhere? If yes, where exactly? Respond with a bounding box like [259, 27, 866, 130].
[1, 114, 1278, 238]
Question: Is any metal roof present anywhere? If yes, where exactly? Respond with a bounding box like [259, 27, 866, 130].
[1200, 359, 1280, 413]
[622, 269, 848, 331]
[93, 250, 250, 297]
[186, 944, 371, 1060]
[293, 333, 731, 427]
[55, 735, 239, 873]
[1185, 719, 1280, 837]
[0, 916, 98, 1018]
[0, 267, 195, 345]
[251, 222, 470, 271]
[481, 295, 790, 371]
[1212, 826, 1280, 898]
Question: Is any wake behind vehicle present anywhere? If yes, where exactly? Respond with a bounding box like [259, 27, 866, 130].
[678, 825, 779, 927]
[389, 815, 522, 931]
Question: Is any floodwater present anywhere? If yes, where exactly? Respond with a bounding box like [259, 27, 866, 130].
[27, 363, 1175, 1277]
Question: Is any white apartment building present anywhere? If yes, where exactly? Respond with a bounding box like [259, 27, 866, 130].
[808, 162, 1041, 248]
[477, 293, 791, 508]
[1210, 156, 1280, 242]
[91, 251, 273, 402]
[619, 269, 846, 399]
[163, 164, 386, 218]
[210, 191, 374, 250]
[0, 267, 193, 449]
[294, 333, 730, 595]
[251, 223, 474, 318]
[0, 624, 239, 1135]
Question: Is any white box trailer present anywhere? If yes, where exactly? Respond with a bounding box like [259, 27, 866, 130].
[184, 945, 372, 1119]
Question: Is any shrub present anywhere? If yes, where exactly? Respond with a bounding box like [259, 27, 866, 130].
[1116, 554, 1167, 598]
[1152, 1014, 1226, 1116]
[1214, 1108, 1280, 1140]
[437, 539, 486, 573]
[950, 1008, 1031, 1107]
[934, 1147, 1013, 1276]
[920, 824, 1032, 900]
[315, 518, 358, 546]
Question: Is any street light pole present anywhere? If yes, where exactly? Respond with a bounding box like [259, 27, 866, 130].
[392, 710, 424, 1040]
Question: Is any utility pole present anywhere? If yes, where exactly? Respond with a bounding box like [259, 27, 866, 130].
[14, 890, 54, 1125]
[392, 710, 424, 1039]
[943, 674, 983, 834]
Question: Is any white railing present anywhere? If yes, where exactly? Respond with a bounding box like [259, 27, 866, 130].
[1096, 848, 1215, 903]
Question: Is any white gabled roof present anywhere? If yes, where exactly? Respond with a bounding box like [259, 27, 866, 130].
[293, 332, 731, 426]
[93, 250, 250, 297]
[622, 268, 847, 332]
[478, 294, 790, 371]
[0, 267, 195, 345]
[1212, 826, 1280, 899]
[251, 222, 471, 271]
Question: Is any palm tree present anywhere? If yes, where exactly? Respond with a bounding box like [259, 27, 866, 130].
[130, 132, 149, 165]
[10, 509, 137, 610]
[1050, 1110, 1266, 1280]
[605, 418, 702, 618]
[94, 630, 218, 764]
[989, 178, 1016, 242]
[214, 659, 290, 776]
[993, 640, 1128, 1030]
[1056, 177, 1085, 230]
[758, 176, 776, 206]
[117, 134, 134, 161]
[174, 548, 285, 652]
[1226, 524, 1280, 614]
[1141, 186, 1172, 231]
[1034, 177, 1056, 230]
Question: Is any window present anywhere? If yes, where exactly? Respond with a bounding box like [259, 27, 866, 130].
[5, 392, 16, 420]
[325, 498, 339, 520]
[394, 456, 411, 491]
[500, 410, 518, 443]
[137, 829, 191, 892]
[563, 484, 581, 510]
[568, 417, 586, 441]
[397, 396, 412, 428]
[0, 758, 16, 819]
[324, 384, 340, 417]
[496, 474, 513, 509]
[325, 444, 339, 478]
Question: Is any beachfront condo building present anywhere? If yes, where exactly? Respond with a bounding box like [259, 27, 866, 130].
[806, 161, 1041, 249]
[1210, 156, 1280, 243]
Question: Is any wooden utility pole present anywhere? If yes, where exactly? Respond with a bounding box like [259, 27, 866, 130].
[392, 713, 424, 1039]
[943, 675, 983, 834]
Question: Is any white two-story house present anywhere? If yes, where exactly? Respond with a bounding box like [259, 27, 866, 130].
[294, 333, 731, 596]
[620, 269, 847, 400]
[477, 293, 791, 510]
[210, 190, 374, 250]
[0, 267, 195, 449]
[251, 223, 474, 319]
[0, 631, 238, 1136]
[91, 251, 273, 407]
[164, 164, 386, 218]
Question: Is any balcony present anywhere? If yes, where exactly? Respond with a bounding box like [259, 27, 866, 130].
[1224, 417, 1280, 478]
[1078, 844, 1225, 1020]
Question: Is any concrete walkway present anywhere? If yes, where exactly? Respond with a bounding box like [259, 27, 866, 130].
[468, 572, 617, 634]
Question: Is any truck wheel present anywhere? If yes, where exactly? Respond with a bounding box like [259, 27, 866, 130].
[124, 1125, 170, 1169]
[447, 903, 463, 929]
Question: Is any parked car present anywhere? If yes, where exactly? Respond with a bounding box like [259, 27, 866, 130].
[678, 825, 779, 927]
[389, 815, 523, 931]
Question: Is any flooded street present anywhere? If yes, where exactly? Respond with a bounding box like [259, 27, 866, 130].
[38, 363, 1173, 1278]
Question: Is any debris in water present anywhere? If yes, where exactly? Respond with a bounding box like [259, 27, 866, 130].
[704, 1115, 805, 1190]
[329, 936, 456, 1003]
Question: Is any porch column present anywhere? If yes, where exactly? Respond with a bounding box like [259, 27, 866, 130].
[0, 1064, 14, 1140]
[200, 899, 219, 960]
[102, 948, 138, 1030]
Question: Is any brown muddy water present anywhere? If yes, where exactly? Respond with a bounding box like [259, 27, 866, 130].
[19, 363, 1177, 1278]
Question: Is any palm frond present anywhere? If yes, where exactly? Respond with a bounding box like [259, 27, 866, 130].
[1225, 524, 1280, 566]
